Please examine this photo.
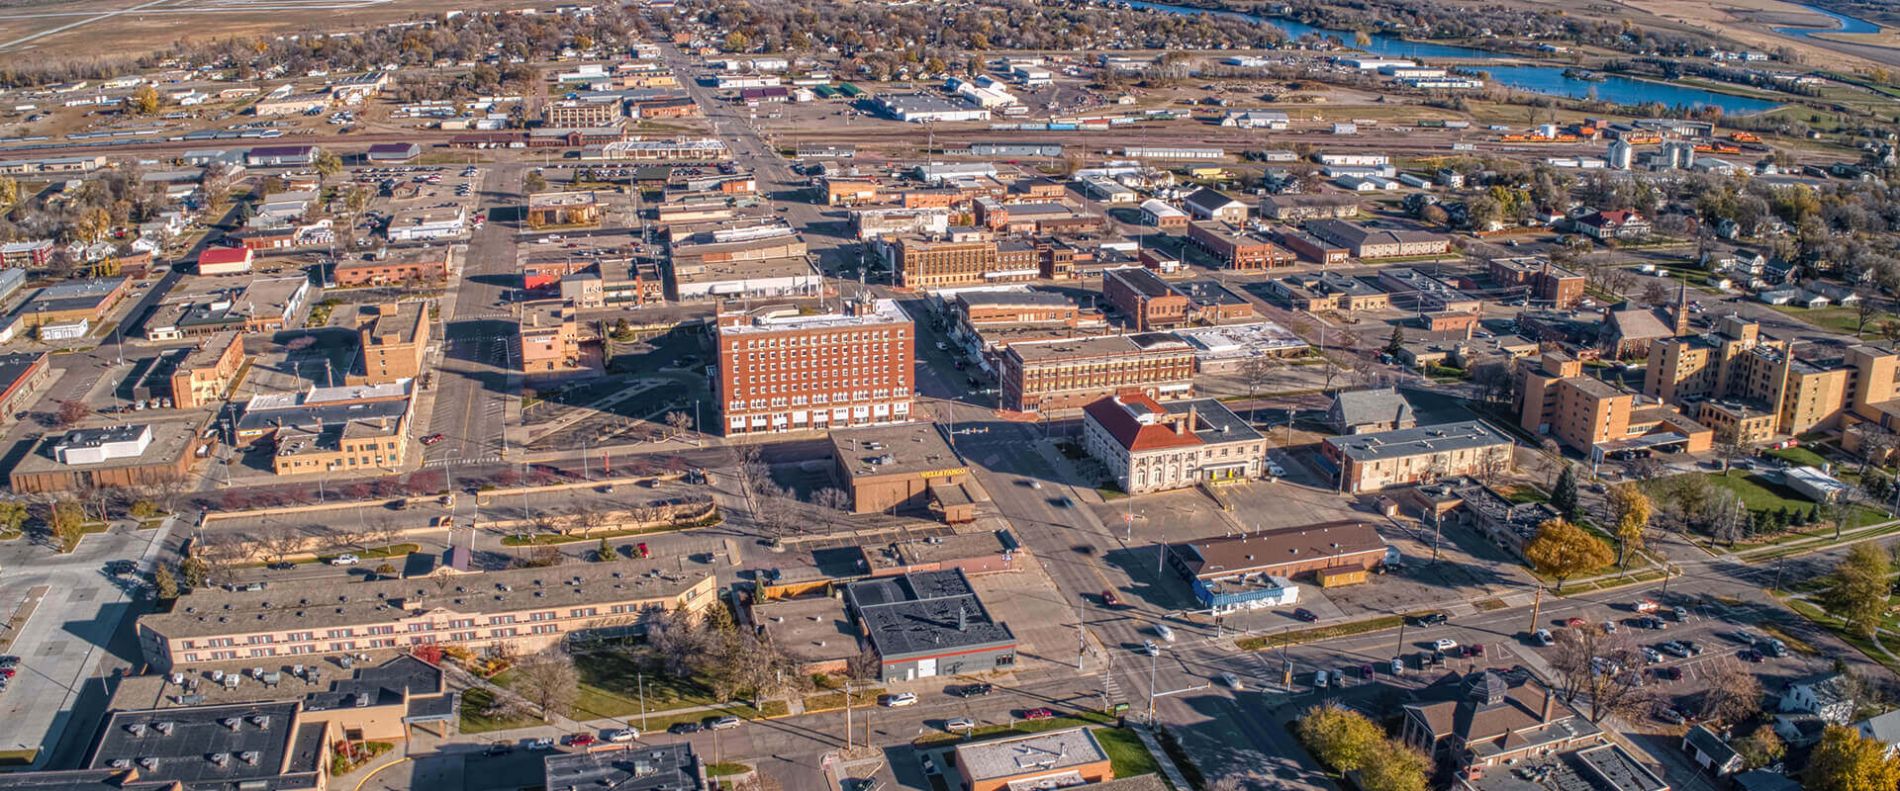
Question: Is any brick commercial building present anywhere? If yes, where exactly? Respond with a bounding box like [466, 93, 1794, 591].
[1270, 272, 1388, 312]
[955, 729, 1114, 791]
[354, 302, 432, 386]
[830, 422, 977, 523]
[1305, 219, 1451, 259]
[516, 299, 581, 374]
[0, 351, 51, 420]
[10, 418, 208, 493]
[845, 570, 1016, 682]
[1103, 267, 1189, 331]
[1488, 256, 1585, 309]
[333, 249, 450, 288]
[525, 191, 604, 229]
[713, 296, 914, 435]
[127, 331, 245, 410]
[1166, 522, 1389, 608]
[1402, 669, 1600, 772]
[137, 560, 719, 671]
[894, 236, 1010, 289]
[1082, 392, 1266, 494]
[999, 334, 1196, 413]
[1321, 420, 1515, 494]
[951, 290, 1085, 328]
[1186, 221, 1296, 271]
[8, 275, 130, 332]
[235, 381, 414, 476]
[1645, 314, 1871, 439]
[1275, 229, 1352, 265]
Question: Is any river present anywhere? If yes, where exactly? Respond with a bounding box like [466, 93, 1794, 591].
[1116, 0, 1785, 114]
[1774, 3, 1880, 40]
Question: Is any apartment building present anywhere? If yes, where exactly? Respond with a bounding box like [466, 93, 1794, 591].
[713, 295, 914, 435]
[1645, 315, 1855, 438]
[354, 302, 431, 386]
[1321, 420, 1515, 494]
[1082, 392, 1267, 494]
[1186, 221, 1296, 271]
[544, 99, 625, 128]
[137, 561, 719, 671]
[1515, 352, 1633, 453]
[515, 299, 580, 374]
[998, 334, 1196, 413]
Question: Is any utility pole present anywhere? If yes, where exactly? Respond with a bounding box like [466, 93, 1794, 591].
[844, 679, 853, 750]
[639, 672, 647, 731]
[1528, 586, 1544, 634]
[1145, 646, 1160, 725]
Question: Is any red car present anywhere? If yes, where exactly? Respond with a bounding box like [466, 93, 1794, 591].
[635, 542, 651, 559]
[421, 433, 446, 446]
[1101, 590, 1123, 608]
[0, 668, 13, 679]
[563, 733, 596, 747]
[1564, 617, 1588, 628]
[1019, 708, 1056, 721]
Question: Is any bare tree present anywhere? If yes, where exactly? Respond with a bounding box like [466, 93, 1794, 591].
[1858, 427, 1898, 473]
[810, 487, 852, 531]
[644, 607, 705, 677]
[511, 648, 579, 721]
[1697, 663, 1764, 726]
[1709, 489, 1750, 545]
[664, 410, 694, 442]
[362, 516, 404, 552]
[1713, 425, 1748, 475]
[1546, 627, 1651, 723]
[1239, 355, 1274, 396]
[259, 527, 305, 565]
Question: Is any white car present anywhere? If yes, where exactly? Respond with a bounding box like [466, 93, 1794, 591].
[1266, 462, 1287, 477]
[526, 738, 554, 751]
[1433, 638, 1459, 652]
[1533, 629, 1554, 647]
[879, 692, 918, 708]
[605, 728, 638, 743]
[946, 717, 976, 732]
[1219, 673, 1243, 690]
[329, 553, 360, 566]
[1142, 640, 1160, 656]
[1313, 670, 1330, 688]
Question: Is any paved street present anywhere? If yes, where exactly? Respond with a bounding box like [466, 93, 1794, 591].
[424, 165, 522, 469]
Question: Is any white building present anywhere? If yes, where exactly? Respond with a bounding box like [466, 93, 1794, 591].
[54, 424, 153, 465]
[1081, 394, 1267, 495]
[387, 207, 467, 242]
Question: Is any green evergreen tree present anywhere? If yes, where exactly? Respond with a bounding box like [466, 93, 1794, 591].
[1550, 465, 1580, 520]
[595, 537, 613, 562]
[1385, 325, 1406, 356]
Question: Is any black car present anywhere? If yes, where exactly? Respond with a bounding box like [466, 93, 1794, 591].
[668, 722, 703, 735]
[0, 656, 17, 669]
[1412, 613, 1449, 626]
[483, 743, 514, 757]
[105, 560, 136, 575]
[954, 683, 994, 698]
[1293, 608, 1318, 623]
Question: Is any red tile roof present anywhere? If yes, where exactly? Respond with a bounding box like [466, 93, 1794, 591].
[197, 247, 253, 265]
[1083, 393, 1203, 453]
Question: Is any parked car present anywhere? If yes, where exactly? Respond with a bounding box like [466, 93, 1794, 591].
[1154, 624, 1175, 642]
[1655, 706, 1686, 724]
[667, 722, 702, 735]
[1142, 640, 1160, 656]
[705, 716, 742, 731]
[1390, 658, 1405, 675]
[605, 728, 639, 743]
[1219, 673, 1243, 690]
[1565, 617, 1588, 628]
[1413, 612, 1450, 626]
[1313, 670, 1330, 688]
[421, 433, 445, 446]
[330, 553, 360, 566]
[946, 717, 976, 732]
[1641, 647, 1663, 663]
[954, 683, 993, 698]
[1101, 590, 1123, 608]
[1533, 629, 1554, 646]
[1653, 666, 1684, 681]
[563, 734, 597, 747]
[1682, 640, 1704, 656]
[1433, 638, 1459, 652]
[483, 743, 514, 756]
[880, 693, 918, 708]
[1738, 649, 1764, 662]
[1019, 708, 1056, 720]
[0, 656, 17, 670]
[527, 738, 554, 751]
[1659, 642, 1689, 658]
[1293, 608, 1318, 623]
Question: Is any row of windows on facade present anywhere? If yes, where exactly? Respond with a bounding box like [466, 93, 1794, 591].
[733, 372, 900, 385]
[737, 331, 907, 349]
[174, 605, 655, 650]
[182, 626, 559, 662]
[729, 391, 902, 409]
[730, 343, 902, 361]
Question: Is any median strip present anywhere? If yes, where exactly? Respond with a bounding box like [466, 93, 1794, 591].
[1235, 612, 1429, 651]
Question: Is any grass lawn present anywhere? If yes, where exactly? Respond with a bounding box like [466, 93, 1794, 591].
[499, 516, 719, 546]
[1768, 305, 1888, 338]
[1092, 727, 1162, 777]
[1498, 484, 1548, 505]
[706, 763, 751, 777]
[459, 687, 542, 734]
[312, 543, 420, 564]
[1784, 598, 1900, 675]
[803, 687, 885, 712]
[1237, 614, 1408, 651]
[1703, 472, 1884, 533]
[1766, 446, 1831, 469]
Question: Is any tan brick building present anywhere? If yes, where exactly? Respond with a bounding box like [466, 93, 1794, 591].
[168, 331, 246, 409]
[516, 299, 580, 374]
[354, 302, 431, 386]
[333, 250, 449, 288]
[1186, 221, 1296, 271]
[138, 561, 718, 670]
[713, 296, 914, 434]
[998, 334, 1196, 413]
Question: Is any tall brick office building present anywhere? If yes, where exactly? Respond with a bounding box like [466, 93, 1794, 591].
[713, 296, 916, 434]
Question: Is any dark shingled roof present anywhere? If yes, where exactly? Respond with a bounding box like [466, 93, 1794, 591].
[845, 570, 1015, 661]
